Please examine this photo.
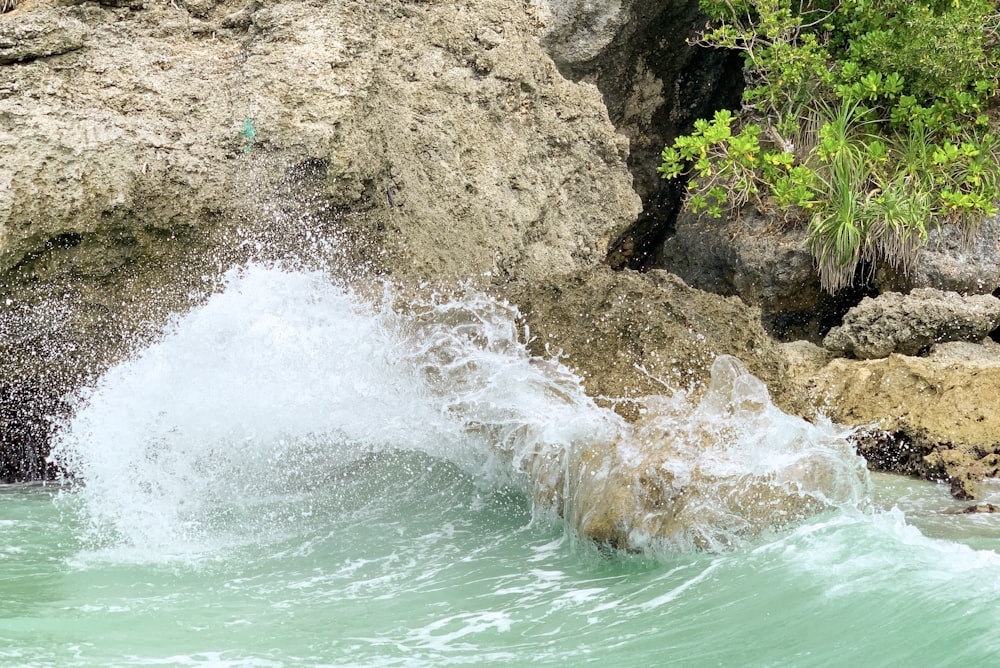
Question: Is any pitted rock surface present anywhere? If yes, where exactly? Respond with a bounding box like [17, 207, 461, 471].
[824, 288, 1000, 359]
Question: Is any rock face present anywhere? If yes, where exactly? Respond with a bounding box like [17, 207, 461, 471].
[824, 289, 1000, 359]
[0, 10, 86, 64]
[536, 0, 744, 267]
[1, 0, 639, 285]
[653, 207, 1000, 343]
[509, 266, 802, 417]
[876, 215, 1000, 295]
[654, 210, 879, 340]
[1, 0, 642, 479]
[789, 340, 1000, 499]
[657, 211, 819, 332]
[537, 0, 742, 202]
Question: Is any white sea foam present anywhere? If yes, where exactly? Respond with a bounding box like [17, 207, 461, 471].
[50, 263, 874, 557]
[49, 264, 615, 553]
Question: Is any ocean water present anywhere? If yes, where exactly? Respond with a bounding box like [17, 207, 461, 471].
[4, 264, 1000, 667]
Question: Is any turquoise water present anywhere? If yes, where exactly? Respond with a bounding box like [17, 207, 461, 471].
[5, 264, 1000, 666]
[4, 473, 1000, 667]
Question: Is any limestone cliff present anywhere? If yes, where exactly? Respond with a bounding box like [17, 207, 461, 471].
[1, 0, 651, 478]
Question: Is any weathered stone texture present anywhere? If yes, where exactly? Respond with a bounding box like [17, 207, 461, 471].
[824, 288, 1000, 359]
[0, 10, 86, 64]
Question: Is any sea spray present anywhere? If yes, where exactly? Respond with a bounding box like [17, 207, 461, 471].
[49, 264, 617, 553]
[51, 263, 869, 556]
[563, 355, 870, 552]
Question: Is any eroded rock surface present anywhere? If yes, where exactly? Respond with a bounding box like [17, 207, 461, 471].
[538, 0, 743, 201]
[876, 215, 1000, 295]
[790, 340, 1000, 498]
[824, 288, 1000, 359]
[537, 0, 743, 268]
[509, 266, 802, 417]
[657, 211, 822, 333]
[653, 210, 1000, 342]
[1, 0, 641, 479]
[0, 9, 87, 64]
[1, 0, 639, 285]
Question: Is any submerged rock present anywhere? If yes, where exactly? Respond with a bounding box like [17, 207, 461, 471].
[824, 288, 1000, 359]
[529, 355, 869, 552]
[962, 503, 999, 514]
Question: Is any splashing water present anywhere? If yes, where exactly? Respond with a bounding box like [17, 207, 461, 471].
[51, 263, 865, 556]
[589, 354, 871, 552]
[7, 263, 1000, 666]
[49, 265, 615, 554]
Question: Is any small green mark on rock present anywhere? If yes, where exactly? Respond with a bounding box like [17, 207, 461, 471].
[240, 118, 256, 154]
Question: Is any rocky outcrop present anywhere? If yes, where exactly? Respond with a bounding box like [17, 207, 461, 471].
[6, 0, 967, 556]
[509, 266, 803, 417]
[1, 0, 639, 285]
[823, 289, 1000, 359]
[1, 0, 642, 479]
[529, 355, 867, 551]
[537, 0, 744, 267]
[0, 9, 86, 64]
[653, 210, 876, 340]
[653, 209, 1000, 344]
[789, 340, 1000, 499]
[876, 215, 1000, 295]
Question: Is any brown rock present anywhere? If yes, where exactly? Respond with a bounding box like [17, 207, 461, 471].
[528, 355, 867, 551]
[790, 343, 1000, 498]
[509, 266, 801, 418]
[962, 503, 999, 514]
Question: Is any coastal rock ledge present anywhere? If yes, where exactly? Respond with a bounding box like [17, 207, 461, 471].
[824, 289, 1000, 359]
[788, 340, 1000, 499]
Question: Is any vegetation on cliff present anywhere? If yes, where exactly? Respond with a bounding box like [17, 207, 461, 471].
[659, 0, 1000, 292]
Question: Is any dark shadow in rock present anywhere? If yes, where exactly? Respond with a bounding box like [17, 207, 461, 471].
[770, 278, 878, 342]
[540, 0, 744, 272]
[606, 179, 684, 270]
[0, 382, 66, 483]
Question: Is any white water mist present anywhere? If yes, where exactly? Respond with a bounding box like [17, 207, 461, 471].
[51, 263, 870, 556]
[50, 264, 617, 552]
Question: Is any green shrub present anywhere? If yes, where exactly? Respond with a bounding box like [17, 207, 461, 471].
[661, 0, 1000, 292]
